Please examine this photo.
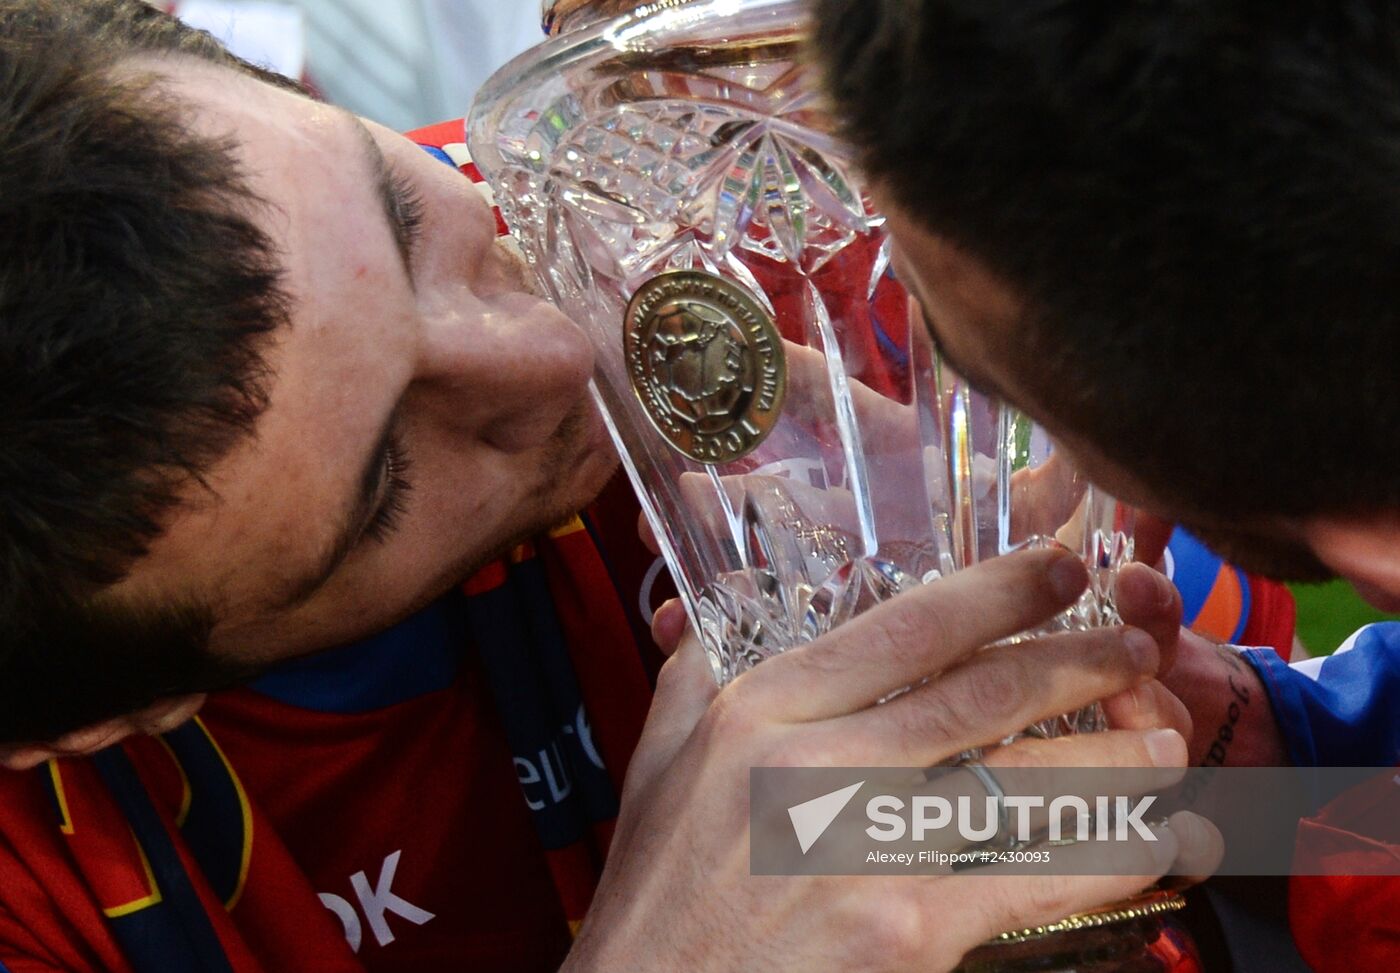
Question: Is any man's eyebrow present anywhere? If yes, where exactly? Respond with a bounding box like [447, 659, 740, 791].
[274, 407, 401, 611]
[346, 112, 418, 283]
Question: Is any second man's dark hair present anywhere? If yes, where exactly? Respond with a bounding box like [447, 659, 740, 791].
[814, 0, 1400, 524]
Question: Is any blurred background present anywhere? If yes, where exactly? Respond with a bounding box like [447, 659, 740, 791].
[165, 0, 545, 131]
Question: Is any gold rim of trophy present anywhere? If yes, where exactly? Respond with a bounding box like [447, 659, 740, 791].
[543, 0, 807, 72]
[544, 0, 712, 35]
[988, 889, 1188, 946]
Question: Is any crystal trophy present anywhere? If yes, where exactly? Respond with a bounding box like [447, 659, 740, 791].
[470, 0, 1129, 701]
[469, 0, 1186, 964]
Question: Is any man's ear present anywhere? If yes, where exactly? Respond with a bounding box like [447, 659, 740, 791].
[0, 694, 207, 772]
[1303, 512, 1400, 613]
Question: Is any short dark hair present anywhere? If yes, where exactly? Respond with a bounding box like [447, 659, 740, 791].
[814, 0, 1400, 524]
[0, 0, 299, 740]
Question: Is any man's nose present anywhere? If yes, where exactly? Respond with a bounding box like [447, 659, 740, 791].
[415, 292, 595, 452]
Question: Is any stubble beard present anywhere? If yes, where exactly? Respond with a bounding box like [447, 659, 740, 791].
[446, 398, 619, 585]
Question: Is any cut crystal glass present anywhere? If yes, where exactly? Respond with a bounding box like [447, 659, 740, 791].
[468, 0, 1131, 748]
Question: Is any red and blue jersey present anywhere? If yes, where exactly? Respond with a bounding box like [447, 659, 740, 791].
[0, 479, 660, 973]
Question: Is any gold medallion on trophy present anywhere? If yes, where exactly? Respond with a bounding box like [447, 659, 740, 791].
[624, 270, 786, 465]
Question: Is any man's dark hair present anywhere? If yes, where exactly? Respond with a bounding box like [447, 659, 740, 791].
[814, 0, 1400, 526]
[1, 0, 300, 740]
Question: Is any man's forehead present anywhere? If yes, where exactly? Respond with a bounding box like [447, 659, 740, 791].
[131, 56, 346, 177]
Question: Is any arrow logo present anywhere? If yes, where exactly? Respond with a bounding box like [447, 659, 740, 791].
[788, 781, 864, 854]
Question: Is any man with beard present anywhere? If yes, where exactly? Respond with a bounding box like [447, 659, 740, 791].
[812, 1, 1400, 967]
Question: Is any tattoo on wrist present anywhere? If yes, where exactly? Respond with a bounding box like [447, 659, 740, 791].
[1213, 643, 1245, 672]
[1202, 649, 1252, 767]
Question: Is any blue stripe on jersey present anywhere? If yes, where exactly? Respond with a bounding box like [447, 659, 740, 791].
[1167, 527, 1223, 626]
[419, 144, 456, 168]
[463, 557, 619, 851]
[1168, 528, 1252, 644]
[248, 597, 463, 713]
[1244, 622, 1400, 768]
[161, 721, 251, 908]
[1232, 565, 1252, 646]
[91, 748, 235, 973]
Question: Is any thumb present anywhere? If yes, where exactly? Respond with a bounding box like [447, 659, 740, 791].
[650, 598, 688, 656]
[637, 510, 661, 555]
[623, 631, 718, 799]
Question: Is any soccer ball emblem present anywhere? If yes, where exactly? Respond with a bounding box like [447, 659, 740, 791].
[643, 298, 755, 435]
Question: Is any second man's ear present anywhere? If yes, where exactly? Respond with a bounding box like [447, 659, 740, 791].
[1303, 513, 1400, 614]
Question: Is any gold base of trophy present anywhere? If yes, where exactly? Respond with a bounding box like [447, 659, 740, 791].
[955, 890, 1188, 973]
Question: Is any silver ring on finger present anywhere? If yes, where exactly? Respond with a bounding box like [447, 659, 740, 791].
[956, 758, 1019, 852]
